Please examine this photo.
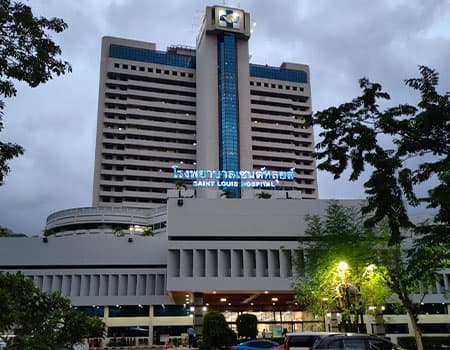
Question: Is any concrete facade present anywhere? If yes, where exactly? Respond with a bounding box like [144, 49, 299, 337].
[92, 5, 317, 208]
[2, 198, 449, 344]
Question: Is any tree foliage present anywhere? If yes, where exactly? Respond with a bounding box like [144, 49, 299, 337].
[0, 272, 105, 349]
[306, 66, 449, 245]
[295, 202, 392, 329]
[0, 0, 71, 185]
[295, 202, 448, 350]
[236, 313, 257, 339]
[202, 311, 236, 350]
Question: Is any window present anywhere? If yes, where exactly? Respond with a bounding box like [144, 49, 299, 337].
[139, 66, 144, 71]
[343, 339, 367, 349]
[156, 69, 161, 73]
[180, 72, 186, 77]
[188, 73, 193, 78]
[147, 67, 153, 72]
[114, 63, 119, 68]
[76, 306, 104, 317]
[153, 305, 189, 317]
[385, 323, 409, 334]
[109, 305, 149, 317]
[131, 65, 136, 70]
[122, 64, 128, 69]
[368, 338, 393, 350]
[164, 70, 169, 74]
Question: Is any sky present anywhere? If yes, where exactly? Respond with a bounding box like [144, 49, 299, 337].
[0, 0, 449, 235]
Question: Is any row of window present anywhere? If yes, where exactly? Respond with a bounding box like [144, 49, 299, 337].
[250, 80, 304, 92]
[77, 305, 191, 318]
[110, 44, 195, 69]
[107, 72, 196, 89]
[113, 62, 194, 79]
[102, 144, 196, 155]
[50, 221, 167, 234]
[106, 91, 195, 106]
[100, 197, 167, 205]
[385, 323, 450, 334]
[107, 83, 196, 99]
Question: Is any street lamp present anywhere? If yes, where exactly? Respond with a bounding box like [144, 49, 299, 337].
[335, 261, 360, 332]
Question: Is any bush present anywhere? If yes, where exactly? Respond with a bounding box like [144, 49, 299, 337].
[236, 314, 257, 339]
[202, 311, 236, 349]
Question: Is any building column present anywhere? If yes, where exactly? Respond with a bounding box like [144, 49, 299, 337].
[194, 293, 204, 336]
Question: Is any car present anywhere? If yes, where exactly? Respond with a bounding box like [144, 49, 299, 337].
[283, 332, 342, 349]
[311, 333, 407, 350]
[231, 339, 280, 350]
[0, 337, 6, 349]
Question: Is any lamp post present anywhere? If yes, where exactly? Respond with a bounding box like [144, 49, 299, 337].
[335, 261, 360, 332]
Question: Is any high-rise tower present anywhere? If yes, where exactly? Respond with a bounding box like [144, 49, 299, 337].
[92, 5, 317, 208]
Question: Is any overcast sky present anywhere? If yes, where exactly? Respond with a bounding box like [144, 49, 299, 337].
[0, 0, 449, 235]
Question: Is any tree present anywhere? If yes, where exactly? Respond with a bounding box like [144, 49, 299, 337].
[0, 0, 72, 185]
[295, 202, 392, 332]
[175, 178, 187, 190]
[0, 226, 11, 236]
[0, 272, 105, 349]
[295, 202, 448, 350]
[220, 189, 233, 198]
[142, 226, 154, 237]
[305, 67, 449, 350]
[202, 311, 236, 350]
[256, 191, 272, 199]
[306, 66, 449, 245]
[236, 313, 257, 340]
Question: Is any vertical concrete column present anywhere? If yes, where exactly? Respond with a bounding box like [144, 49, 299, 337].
[243, 250, 251, 277]
[231, 250, 238, 277]
[194, 293, 204, 336]
[149, 305, 154, 345]
[256, 250, 264, 277]
[280, 250, 288, 278]
[181, 250, 194, 277]
[443, 272, 449, 291]
[206, 249, 217, 277]
[268, 250, 276, 277]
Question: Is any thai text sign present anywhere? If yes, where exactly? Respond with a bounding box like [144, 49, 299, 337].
[172, 166, 295, 188]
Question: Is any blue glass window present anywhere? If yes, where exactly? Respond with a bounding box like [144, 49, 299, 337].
[249, 64, 307, 83]
[218, 33, 240, 198]
[109, 45, 195, 69]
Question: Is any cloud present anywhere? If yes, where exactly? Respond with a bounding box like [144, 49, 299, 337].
[0, 0, 448, 234]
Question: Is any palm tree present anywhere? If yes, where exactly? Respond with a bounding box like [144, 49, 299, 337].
[257, 191, 272, 199]
[220, 189, 233, 198]
[175, 179, 187, 190]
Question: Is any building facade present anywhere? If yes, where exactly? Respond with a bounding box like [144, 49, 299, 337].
[1, 198, 449, 345]
[92, 5, 317, 208]
[1, 5, 448, 347]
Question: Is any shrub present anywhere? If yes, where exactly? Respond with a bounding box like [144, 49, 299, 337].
[202, 311, 236, 349]
[236, 313, 257, 339]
